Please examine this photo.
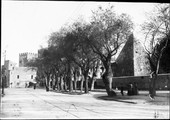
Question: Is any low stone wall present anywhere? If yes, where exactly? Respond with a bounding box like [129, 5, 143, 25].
[96, 73, 170, 90]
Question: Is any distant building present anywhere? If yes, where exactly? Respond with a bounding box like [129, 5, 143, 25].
[9, 66, 37, 88]
[19, 52, 38, 67]
[3, 60, 17, 87]
[4, 60, 37, 88]
[4, 52, 38, 88]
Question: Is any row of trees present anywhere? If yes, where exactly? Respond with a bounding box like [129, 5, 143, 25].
[28, 4, 169, 98]
[28, 5, 134, 96]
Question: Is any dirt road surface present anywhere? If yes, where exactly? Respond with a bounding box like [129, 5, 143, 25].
[0, 88, 169, 119]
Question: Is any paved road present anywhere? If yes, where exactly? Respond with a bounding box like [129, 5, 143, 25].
[0, 88, 169, 119]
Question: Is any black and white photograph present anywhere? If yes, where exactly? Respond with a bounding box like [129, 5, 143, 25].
[1, 0, 170, 119]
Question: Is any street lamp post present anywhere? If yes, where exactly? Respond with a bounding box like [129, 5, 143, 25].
[2, 75, 5, 95]
[2, 50, 6, 95]
[1, 66, 6, 96]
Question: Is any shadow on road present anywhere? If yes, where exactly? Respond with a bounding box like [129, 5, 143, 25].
[92, 92, 169, 106]
[92, 93, 138, 104]
[53, 90, 86, 95]
[96, 95, 137, 104]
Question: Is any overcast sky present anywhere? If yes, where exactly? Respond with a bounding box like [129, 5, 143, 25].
[1, 1, 157, 66]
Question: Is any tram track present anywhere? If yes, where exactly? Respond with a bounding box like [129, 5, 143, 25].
[26, 89, 169, 119]
[26, 90, 80, 118]
[26, 89, 110, 118]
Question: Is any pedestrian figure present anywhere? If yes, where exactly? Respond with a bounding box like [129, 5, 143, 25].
[10, 82, 13, 88]
[132, 83, 135, 95]
[133, 82, 138, 95]
[120, 84, 124, 96]
[127, 84, 130, 95]
[127, 83, 133, 96]
[33, 83, 36, 90]
[115, 86, 118, 91]
[25, 82, 27, 88]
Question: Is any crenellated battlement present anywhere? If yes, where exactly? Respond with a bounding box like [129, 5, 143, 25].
[19, 52, 38, 67]
[19, 52, 38, 56]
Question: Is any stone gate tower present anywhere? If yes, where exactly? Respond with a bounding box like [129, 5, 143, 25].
[19, 52, 38, 67]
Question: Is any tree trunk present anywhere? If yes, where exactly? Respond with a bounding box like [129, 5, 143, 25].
[69, 78, 73, 92]
[68, 63, 73, 92]
[74, 80, 77, 92]
[60, 76, 64, 91]
[149, 72, 157, 98]
[91, 77, 96, 91]
[56, 76, 60, 91]
[102, 60, 116, 97]
[73, 71, 77, 92]
[45, 75, 50, 92]
[90, 63, 98, 91]
[90, 70, 97, 90]
[84, 73, 89, 93]
[53, 74, 58, 90]
[80, 75, 84, 92]
[52, 74, 56, 90]
[52, 80, 56, 90]
[64, 74, 68, 91]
